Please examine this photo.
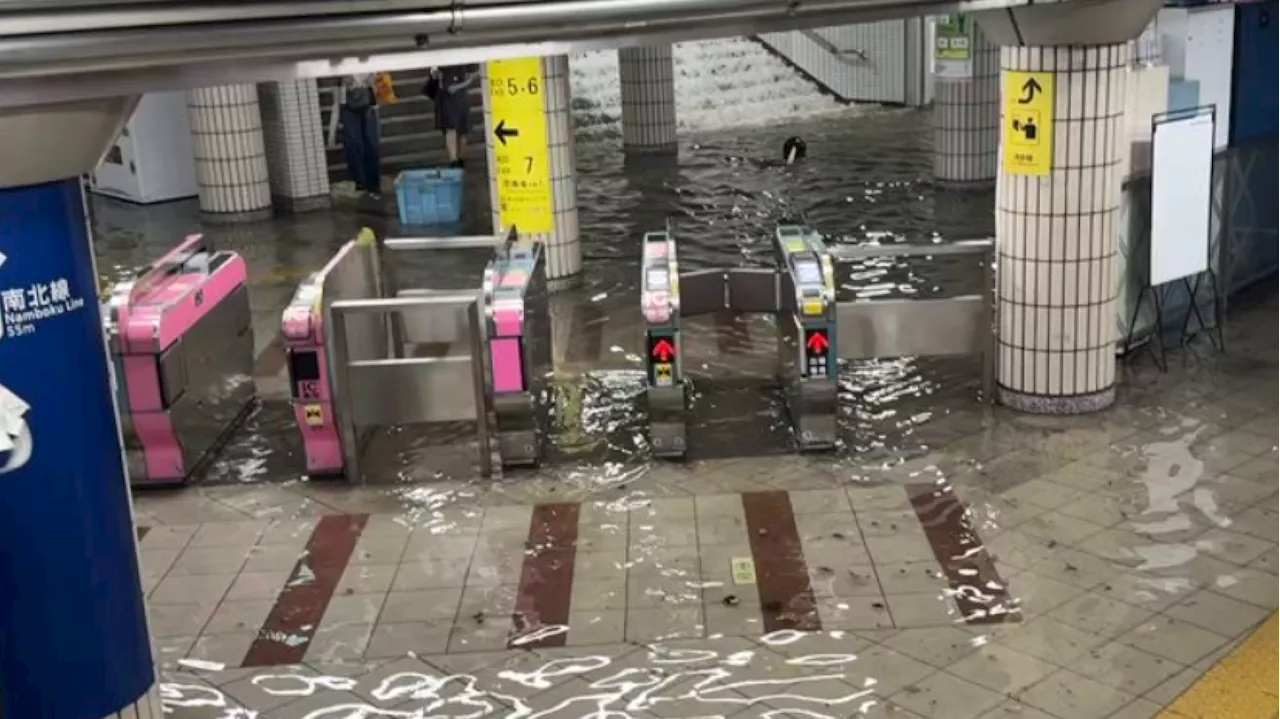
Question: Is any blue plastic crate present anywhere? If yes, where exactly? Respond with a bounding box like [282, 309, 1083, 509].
[395, 168, 464, 226]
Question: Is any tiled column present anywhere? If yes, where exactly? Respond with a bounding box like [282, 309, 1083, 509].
[1130, 18, 1162, 66]
[483, 55, 581, 285]
[619, 45, 678, 153]
[258, 80, 331, 212]
[996, 44, 1128, 414]
[933, 25, 1000, 184]
[186, 84, 273, 222]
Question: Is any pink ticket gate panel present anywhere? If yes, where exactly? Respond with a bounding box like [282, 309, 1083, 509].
[280, 267, 342, 476]
[103, 234, 256, 486]
[484, 239, 552, 467]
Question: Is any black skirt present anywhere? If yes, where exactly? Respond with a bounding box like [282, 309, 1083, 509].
[434, 91, 472, 133]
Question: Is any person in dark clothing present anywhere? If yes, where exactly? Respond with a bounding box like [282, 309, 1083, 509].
[430, 64, 479, 167]
[783, 136, 807, 165]
[339, 74, 382, 197]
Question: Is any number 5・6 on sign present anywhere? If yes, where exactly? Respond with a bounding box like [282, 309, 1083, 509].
[487, 57, 554, 234]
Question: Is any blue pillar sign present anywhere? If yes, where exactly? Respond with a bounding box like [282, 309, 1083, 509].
[0, 179, 154, 717]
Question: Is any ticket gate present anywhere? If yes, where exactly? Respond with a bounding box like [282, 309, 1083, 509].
[641, 226, 839, 457]
[281, 228, 551, 480]
[103, 234, 256, 486]
[642, 225, 996, 459]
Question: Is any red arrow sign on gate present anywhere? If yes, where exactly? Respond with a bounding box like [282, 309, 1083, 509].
[651, 337, 675, 362]
[805, 330, 829, 354]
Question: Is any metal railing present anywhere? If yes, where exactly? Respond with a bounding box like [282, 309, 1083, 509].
[828, 239, 996, 402]
[327, 294, 492, 482]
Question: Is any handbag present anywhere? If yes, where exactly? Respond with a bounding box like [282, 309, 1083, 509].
[374, 72, 397, 104]
[423, 75, 440, 100]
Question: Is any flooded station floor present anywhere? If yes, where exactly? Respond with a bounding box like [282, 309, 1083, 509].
[98, 110, 1278, 718]
[139, 294, 1277, 719]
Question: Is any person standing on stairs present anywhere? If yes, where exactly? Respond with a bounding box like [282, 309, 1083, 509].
[428, 64, 479, 168]
[339, 73, 382, 198]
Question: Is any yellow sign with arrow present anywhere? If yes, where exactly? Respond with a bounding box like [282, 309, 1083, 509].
[486, 57, 554, 234]
[1002, 70, 1055, 176]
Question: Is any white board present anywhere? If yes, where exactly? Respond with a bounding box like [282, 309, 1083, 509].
[1150, 112, 1213, 286]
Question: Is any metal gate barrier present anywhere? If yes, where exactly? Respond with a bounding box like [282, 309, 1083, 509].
[641, 226, 995, 459]
[281, 228, 551, 481]
[103, 234, 256, 487]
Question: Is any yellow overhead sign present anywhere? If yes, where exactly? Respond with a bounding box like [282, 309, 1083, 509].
[486, 57, 554, 234]
[1002, 70, 1055, 176]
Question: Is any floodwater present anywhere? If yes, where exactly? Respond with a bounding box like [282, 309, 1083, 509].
[98, 106, 1278, 718]
[94, 108, 996, 488]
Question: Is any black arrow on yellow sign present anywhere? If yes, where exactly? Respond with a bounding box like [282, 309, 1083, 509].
[1018, 78, 1043, 104]
[494, 119, 520, 146]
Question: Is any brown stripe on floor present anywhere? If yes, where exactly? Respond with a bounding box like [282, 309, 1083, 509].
[136, 525, 151, 542]
[741, 491, 822, 632]
[905, 483, 1014, 624]
[509, 502, 580, 649]
[253, 333, 289, 379]
[241, 513, 369, 666]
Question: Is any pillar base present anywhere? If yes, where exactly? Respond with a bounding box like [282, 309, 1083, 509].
[623, 141, 678, 155]
[201, 206, 274, 224]
[935, 177, 996, 192]
[997, 385, 1116, 415]
[273, 194, 332, 213]
[547, 274, 583, 294]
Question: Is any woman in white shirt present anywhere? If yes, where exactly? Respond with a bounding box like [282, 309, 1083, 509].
[339, 74, 382, 196]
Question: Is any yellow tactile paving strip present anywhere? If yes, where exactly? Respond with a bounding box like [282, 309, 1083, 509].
[1158, 612, 1279, 719]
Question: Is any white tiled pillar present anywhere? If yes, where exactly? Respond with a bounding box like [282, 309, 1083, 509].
[258, 80, 331, 212]
[619, 45, 678, 153]
[186, 84, 273, 221]
[933, 24, 1000, 184]
[483, 55, 581, 285]
[1130, 17, 1162, 66]
[996, 44, 1128, 414]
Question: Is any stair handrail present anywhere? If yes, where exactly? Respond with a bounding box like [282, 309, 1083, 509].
[796, 28, 868, 65]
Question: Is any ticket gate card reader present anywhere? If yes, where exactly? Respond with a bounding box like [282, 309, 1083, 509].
[641, 231, 686, 458]
[484, 238, 552, 467]
[104, 233, 255, 486]
[774, 226, 838, 451]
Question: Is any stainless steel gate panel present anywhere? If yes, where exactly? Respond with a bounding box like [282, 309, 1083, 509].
[726, 268, 781, 314]
[835, 296, 987, 359]
[327, 294, 492, 482]
[679, 269, 727, 317]
[394, 289, 469, 346]
[345, 357, 478, 426]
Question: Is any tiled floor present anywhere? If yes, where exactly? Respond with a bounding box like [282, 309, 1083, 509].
[138, 295, 1278, 719]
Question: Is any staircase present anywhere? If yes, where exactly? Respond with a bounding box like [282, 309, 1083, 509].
[318, 70, 487, 185]
[569, 37, 854, 141]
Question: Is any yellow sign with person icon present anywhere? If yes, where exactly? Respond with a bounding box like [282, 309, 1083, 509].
[1002, 70, 1055, 176]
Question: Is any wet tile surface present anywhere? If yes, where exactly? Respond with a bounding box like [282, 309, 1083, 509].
[95, 122, 1278, 718]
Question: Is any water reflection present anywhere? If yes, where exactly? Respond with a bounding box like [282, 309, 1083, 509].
[162, 631, 974, 717]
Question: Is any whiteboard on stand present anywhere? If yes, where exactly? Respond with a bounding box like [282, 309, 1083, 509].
[1149, 110, 1214, 287]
